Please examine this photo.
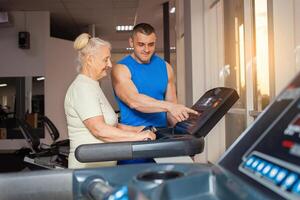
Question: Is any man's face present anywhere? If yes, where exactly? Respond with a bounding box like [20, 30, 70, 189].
[130, 32, 156, 63]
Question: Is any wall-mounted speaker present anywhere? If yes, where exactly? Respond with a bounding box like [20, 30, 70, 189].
[18, 31, 30, 49]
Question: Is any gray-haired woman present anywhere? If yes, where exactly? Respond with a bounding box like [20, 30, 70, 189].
[65, 33, 155, 169]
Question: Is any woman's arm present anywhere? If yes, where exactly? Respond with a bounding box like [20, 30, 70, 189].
[117, 123, 145, 133]
[83, 116, 155, 142]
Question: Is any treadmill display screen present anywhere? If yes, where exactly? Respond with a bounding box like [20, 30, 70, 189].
[174, 87, 239, 137]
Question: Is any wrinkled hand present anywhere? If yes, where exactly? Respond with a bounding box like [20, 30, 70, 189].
[167, 103, 198, 122]
[136, 126, 146, 133]
[139, 130, 156, 140]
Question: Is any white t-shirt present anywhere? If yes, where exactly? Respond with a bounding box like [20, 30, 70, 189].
[64, 74, 118, 169]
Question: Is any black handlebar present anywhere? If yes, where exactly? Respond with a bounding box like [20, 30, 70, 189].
[75, 137, 204, 162]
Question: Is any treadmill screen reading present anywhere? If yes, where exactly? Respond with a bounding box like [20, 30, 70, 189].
[174, 87, 239, 137]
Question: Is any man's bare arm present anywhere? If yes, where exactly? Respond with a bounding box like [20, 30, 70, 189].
[111, 64, 197, 122]
[164, 62, 180, 126]
[112, 64, 171, 113]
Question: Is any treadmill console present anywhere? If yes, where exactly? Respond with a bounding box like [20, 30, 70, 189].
[175, 87, 238, 137]
[220, 75, 300, 199]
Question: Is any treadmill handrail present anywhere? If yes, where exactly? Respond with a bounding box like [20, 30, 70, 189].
[75, 137, 204, 162]
[75, 87, 238, 163]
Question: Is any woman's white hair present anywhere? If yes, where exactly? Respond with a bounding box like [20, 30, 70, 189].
[74, 33, 111, 72]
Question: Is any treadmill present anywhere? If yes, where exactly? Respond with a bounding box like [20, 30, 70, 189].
[75, 87, 239, 163]
[5, 73, 300, 200]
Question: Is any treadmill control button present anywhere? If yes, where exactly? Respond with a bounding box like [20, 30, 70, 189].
[292, 180, 300, 195]
[275, 169, 288, 184]
[244, 157, 255, 168]
[251, 159, 260, 170]
[281, 173, 298, 190]
[267, 166, 280, 179]
[262, 163, 273, 176]
[256, 161, 266, 173]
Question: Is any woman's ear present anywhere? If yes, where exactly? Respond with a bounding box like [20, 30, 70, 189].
[86, 54, 93, 67]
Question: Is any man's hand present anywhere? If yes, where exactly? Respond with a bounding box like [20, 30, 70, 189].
[167, 103, 198, 122]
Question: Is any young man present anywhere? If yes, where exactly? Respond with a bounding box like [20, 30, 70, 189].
[112, 23, 197, 130]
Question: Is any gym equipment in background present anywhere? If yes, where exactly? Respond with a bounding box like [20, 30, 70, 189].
[17, 118, 67, 169]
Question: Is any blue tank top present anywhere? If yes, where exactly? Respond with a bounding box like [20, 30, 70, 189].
[116, 54, 168, 127]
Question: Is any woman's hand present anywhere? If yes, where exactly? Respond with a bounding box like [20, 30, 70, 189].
[139, 130, 156, 140]
[136, 126, 146, 133]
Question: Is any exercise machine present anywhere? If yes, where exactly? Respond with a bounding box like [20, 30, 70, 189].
[13, 77, 300, 200]
[75, 87, 239, 163]
[17, 118, 67, 169]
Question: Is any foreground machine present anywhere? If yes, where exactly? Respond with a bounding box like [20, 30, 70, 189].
[1, 72, 300, 200]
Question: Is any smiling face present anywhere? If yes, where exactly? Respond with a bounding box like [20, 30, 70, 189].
[89, 45, 112, 80]
[130, 32, 156, 64]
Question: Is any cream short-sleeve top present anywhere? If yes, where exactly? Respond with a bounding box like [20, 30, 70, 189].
[64, 74, 118, 169]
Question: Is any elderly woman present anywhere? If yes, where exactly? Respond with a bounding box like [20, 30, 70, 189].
[65, 33, 156, 169]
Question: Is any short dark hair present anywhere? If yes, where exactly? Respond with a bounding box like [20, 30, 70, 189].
[131, 23, 155, 38]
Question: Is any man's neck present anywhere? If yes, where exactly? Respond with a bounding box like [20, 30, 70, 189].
[131, 53, 152, 64]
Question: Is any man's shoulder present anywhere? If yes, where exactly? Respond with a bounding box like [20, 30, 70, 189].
[112, 63, 131, 79]
[153, 54, 163, 60]
[152, 54, 167, 64]
[114, 55, 133, 73]
[117, 54, 132, 64]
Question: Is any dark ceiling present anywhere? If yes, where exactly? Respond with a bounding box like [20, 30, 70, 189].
[0, 0, 176, 49]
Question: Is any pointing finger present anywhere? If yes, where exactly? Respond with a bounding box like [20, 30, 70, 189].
[186, 108, 198, 115]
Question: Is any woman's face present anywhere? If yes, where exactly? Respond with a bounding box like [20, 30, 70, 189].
[89, 46, 112, 80]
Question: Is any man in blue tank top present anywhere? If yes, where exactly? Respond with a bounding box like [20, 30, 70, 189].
[112, 23, 197, 164]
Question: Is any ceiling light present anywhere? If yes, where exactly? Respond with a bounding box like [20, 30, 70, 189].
[170, 46, 176, 50]
[126, 47, 134, 51]
[37, 77, 45, 81]
[0, 83, 7, 87]
[170, 7, 176, 13]
[116, 25, 134, 32]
